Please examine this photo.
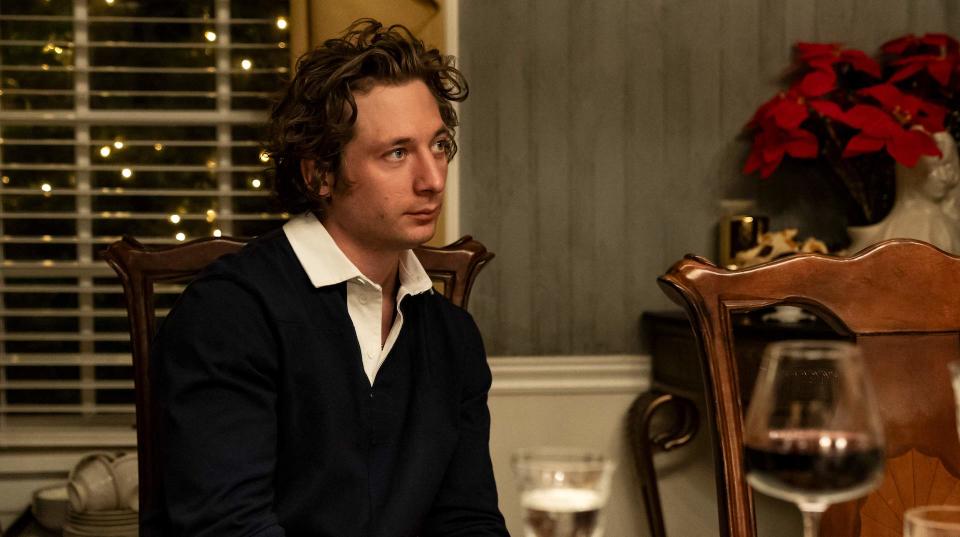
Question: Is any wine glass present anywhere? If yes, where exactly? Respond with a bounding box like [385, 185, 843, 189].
[905, 505, 960, 536]
[511, 447, 616, 537]
[743, 340, 885, 537]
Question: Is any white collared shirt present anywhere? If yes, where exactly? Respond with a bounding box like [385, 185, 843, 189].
[283, 212, 434, 385]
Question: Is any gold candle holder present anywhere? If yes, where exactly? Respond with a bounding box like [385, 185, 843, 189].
[719, 214, 769, 269]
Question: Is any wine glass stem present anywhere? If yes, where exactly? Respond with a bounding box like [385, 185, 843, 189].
[801, 509, 822, 537]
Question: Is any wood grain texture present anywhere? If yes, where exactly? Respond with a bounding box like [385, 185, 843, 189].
[459, 0, 960, 355]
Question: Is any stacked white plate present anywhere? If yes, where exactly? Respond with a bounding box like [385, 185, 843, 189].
[62, 507, 138, 537]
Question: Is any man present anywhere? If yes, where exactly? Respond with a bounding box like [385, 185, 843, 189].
[150, 19, 509, 536]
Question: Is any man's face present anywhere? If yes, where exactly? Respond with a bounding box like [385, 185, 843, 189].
[319, 79, 449, 253]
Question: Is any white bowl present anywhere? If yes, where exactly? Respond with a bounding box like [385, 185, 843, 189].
[32, 484, 69, 530]
[68, 453, 118, 512]
[110, 453, 139, 512]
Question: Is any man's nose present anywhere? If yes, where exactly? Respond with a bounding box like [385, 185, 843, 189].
[414, 152, 446, 193]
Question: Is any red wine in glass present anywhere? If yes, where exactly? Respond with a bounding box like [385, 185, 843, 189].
[745, 429, 883, 507]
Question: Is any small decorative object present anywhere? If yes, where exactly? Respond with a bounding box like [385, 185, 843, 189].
[761, 305, 816, 324]
[743, 34, 960, 245]
[733, 228, 828, 268]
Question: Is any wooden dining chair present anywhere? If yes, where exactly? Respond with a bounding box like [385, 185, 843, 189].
[656, 239, 960, 537]
[101, 234, 494, 535]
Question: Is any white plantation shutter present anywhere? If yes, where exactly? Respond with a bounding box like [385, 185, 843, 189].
[0, 0, 290, 447]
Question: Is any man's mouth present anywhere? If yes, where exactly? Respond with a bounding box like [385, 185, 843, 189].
[407, 206, 440, 217]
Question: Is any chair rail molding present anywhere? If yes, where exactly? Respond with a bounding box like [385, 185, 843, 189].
[488, 354, 650, 395]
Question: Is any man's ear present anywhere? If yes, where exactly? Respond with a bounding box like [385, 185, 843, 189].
[300, 159, 333, 198]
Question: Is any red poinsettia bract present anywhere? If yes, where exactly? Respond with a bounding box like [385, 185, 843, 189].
[830, 103, 941, 167]
[746, 91, 809, 130]
[858, 84, 947, 133]
[794, 42, 882, 96]
[807, 84, 943, 167]
[743, 123, 818, 178]
[882, 33, 959, 56]
[882, 33, 960, 87]
[744, 91, 819, 177]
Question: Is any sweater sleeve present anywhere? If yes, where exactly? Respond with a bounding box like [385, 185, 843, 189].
[420, 312, 510, 536]
[151, 276, 286, 537]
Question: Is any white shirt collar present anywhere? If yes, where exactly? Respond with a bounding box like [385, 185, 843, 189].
[282, 211, 434, 295]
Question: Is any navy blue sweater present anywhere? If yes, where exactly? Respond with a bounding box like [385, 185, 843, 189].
[148, 229, 508, 536]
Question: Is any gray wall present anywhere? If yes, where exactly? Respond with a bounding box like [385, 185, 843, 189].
[458, 0, 960, 355]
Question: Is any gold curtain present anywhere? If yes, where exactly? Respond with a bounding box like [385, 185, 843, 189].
[290, 0, 444, 58]
[286, 0, 448, 245]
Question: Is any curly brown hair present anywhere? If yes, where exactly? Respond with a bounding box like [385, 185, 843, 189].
[266, 18, 468, 215]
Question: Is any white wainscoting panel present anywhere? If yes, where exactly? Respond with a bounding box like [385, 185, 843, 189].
[488, 354, 651, 537]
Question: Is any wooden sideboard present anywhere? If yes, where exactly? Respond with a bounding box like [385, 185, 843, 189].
[642, 309, 847, 401]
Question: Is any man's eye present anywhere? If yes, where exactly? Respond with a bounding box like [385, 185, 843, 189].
[387, 148, 406, 160]
[432, 139, 450, 153]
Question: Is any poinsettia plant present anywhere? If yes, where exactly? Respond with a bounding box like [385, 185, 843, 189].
[744, 34, 960, 225]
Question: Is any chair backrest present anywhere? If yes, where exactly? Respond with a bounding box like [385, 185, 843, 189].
[101, 234, 494, 528]
[658, 239, 960, 537]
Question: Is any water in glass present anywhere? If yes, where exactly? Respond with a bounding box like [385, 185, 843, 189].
[511, 447, 615, 537]
[906, 505, 960, 536]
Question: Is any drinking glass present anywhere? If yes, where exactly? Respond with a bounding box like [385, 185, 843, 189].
[947, 361, 960, 440]
[743, 340, 885, 537]
[905, 506, 960, 536]
[511, 447, 615, 537]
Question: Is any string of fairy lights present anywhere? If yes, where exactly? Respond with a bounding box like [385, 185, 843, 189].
[2, 2, 291, 245]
